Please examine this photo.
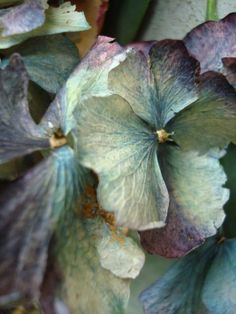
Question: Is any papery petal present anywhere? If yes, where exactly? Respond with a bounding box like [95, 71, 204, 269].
[0, 145, 88, 306]
[109, 48, 159, 128]
[202, 239, 236, 314]
[41, 36, 127, 134]
[76, 95, 169, 230]
[10, 34, 80, 94]
[54, 183, 144, 314]
[0, 54, 49, 164]
[0, 0, 47, 37]
[140, 146, 228, 257]
[0, 2, 90, 48]
[149, 40, 199, 126]
[184, 14, 236, 74]
[167, 72, 236, 153]
[139, 238, 216, 314]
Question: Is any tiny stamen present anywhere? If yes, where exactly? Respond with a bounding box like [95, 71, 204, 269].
[49, 130, 67, 148]
[156, 129, 174, 143]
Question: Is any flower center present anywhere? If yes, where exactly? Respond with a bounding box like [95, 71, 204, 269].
[156, 129, 174, 143]
[49, 129, 67, 148]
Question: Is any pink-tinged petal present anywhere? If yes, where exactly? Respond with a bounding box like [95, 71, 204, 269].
[140, 146, 228, 258]
[184, 13, 236, 75]
[127, 41, 157, 57]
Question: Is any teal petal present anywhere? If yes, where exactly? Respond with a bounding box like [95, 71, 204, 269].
[140, 238, 236, 314]
[109, 48, 158, 128]
[0, 2, 89, 48]
[0, 145, 88, 306]
[76, 95, 169, 230]
[202, 239, 236, 314]
[54, 183, 144, 314]
[168, 72, 236, 153]
[11, 34, 80, 93]
[0, 54, 49, 164]
[140, 146, 228, 257]
[139, 238, 217, 314]
[41, 36, 127, 134]
[149, 40, 199, 126]
[109, 40, 199, 128]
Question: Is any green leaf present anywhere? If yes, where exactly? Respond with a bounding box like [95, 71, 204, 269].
[0, 2, 90, 48]
[140, 146, 228, 257]
[54, 183, 145, 314]
[10, 34, 80, 93]
[0, 145, 88, 307]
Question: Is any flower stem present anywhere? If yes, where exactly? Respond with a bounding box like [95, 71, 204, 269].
[206, 0, 218, 21]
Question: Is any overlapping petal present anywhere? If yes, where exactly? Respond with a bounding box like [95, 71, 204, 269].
[54, 183, 145, 314]
[167, 72, 236, 153]
[140, 146, 228, 257]
[11, 34, 80, 93]
[0, 1, 90, 48]
[140, 238, 236, 314]
[76, 95, 169, 230]
[0, 145, 88, 307]
[109, 40, 199, 128]
[0, 54, 49, 164]
[184, 13, 236, 88]
[41, 36, 128, 133]
[0, 0, 47, 37]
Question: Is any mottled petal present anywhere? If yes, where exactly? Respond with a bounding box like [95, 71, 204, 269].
[0, 54, 49, 164]
[0, 0, 47, 37]
[202, 239, 236, 314]
[0, 146, 88, 306]
[109, 48, 159, 128]
[168, 72, 236, 153]
[149, 40, 199, 126]
[41, 36, 127, 134]
[139, 238, 217, 314]
[0, 2, 90, 48]
[54, 183, 144, 314]
[11, 34, 80, 94]
[76, 95, 169, 230]
[184, 13, 236, 74]
[140, 146, 228, 257]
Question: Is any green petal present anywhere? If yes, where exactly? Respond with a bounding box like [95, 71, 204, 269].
[0, 145, 88, 306]
[0, 54, 49, 164]
[41, 36, 127, 134]
[168, 72, 236, 153]
[54, 183, 144, 314]
[10, 34, 80, 93]
[140, 146, 228, 257]
[76, 95, 168, 230]
[0, 2, 90, 48]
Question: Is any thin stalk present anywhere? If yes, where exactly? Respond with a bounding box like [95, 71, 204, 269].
[206, 0, 219, 21]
